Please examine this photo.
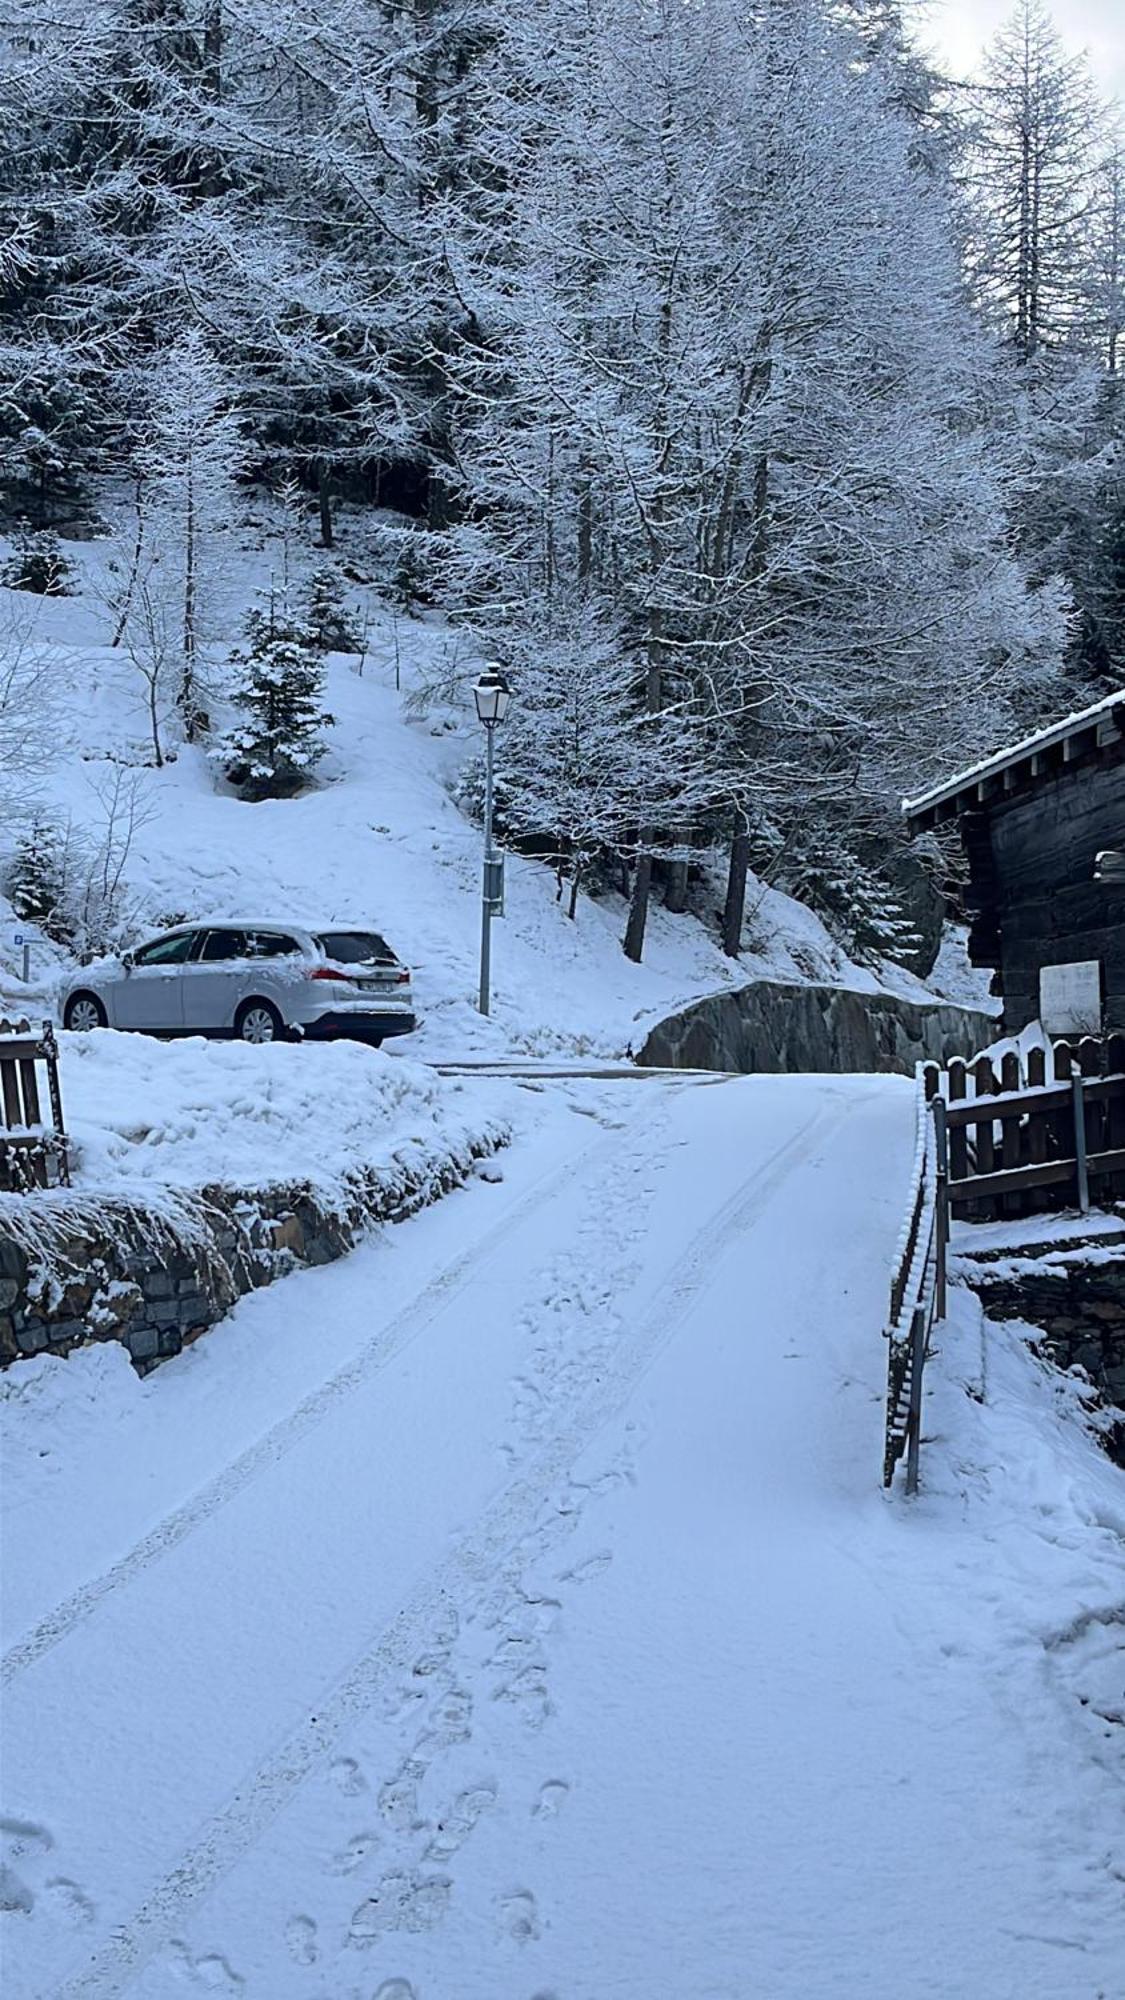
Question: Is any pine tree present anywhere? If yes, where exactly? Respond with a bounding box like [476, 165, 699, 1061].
[216, 603, 334, 799]
[5, 814, 69, 941]
[300, 563, 363, 654]
[0, 527, 74, 596]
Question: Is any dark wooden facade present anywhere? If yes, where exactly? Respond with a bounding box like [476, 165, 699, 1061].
[906, 695, 1125, 1035]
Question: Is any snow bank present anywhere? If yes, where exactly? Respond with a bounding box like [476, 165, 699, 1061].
[46, 1027, 508, 1201]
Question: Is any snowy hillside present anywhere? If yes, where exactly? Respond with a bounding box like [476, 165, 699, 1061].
[0, 542, 991, 1069]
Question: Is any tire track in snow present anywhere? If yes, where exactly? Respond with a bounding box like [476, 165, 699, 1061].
[53, 1092, 848, 1999]
[0, 1098, 651, 1690]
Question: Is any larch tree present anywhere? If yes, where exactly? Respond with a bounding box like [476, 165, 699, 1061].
[133, 331, 244, 738]
[962, 0, 1103, 362]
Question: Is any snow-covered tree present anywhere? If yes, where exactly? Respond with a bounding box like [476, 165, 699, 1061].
[134, 333, 244, 738]
[447, 0, 1067, 957]
[961, 0, 1103, 361]
[459, 603, 721, 919]
[216, 601, 333, 799]
[300, 563, 363, 655]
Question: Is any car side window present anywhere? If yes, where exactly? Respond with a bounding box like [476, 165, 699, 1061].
[198, 930, 249, 963]
[245, 932, 301, 959]
[133, 933, 195, 967]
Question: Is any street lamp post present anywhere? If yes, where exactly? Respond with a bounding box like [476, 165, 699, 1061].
[473, 667, 512, 1016]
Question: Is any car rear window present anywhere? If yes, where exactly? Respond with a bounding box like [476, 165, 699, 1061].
[314, 931, 398, 965]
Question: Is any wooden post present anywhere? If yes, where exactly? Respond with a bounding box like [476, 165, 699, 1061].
[1107, 1038, 1125, 1199]
[933, 1097, 949, 1322]
[1072, 1074, 1090, 1214]
[972, 1054, 997, 1218]
[948, 1058, 968, 1203]
[905, 1304, 927, 1497]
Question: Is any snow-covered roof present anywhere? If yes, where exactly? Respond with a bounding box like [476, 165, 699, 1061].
[904, 689, 1125, 829]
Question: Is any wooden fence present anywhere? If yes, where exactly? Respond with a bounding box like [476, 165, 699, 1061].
[922, 1035, 1125, 1222]
[883, 1033, 1125, 1493]
[0, 1018, 69, 1192]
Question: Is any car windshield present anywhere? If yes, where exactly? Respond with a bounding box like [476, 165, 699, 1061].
[314, 931, 398, 966]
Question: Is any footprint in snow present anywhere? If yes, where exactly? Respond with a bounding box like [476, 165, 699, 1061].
[167, 1941, 245, 1992]
[425, 1782, 498, 1861]
[284, 1914, 318, 1966]
[496, 1888, 541, 1943]
[0, 1865, 34, 1914]
[533, 1780, 570, 1820]
[326, 1830, 380, 1877]
[378, 1766, 424, 1833]
[0, 1817, 53, 1863]
[492, 1663, 551, 1730]
[330, 1756, 368, 1797]
[350, 1871, 452, 1943]
[45, 1877, 96, 1926]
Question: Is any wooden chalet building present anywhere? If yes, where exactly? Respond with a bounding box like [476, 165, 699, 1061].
[905, 690, 1125, 1035]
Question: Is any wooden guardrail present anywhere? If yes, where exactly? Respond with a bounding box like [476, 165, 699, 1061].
[883, 1067, 948, 1494]
[884, 1033, 1124, 1493]
[922, 1035, 1125, 1222]
[0, 1018, 70, 1192]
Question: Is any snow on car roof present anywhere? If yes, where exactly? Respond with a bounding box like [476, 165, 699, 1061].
[904, 688, 1124, 828]
[146, 920, 381, 933]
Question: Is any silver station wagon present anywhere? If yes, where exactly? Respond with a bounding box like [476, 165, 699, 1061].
[61, 923, 417, 1047]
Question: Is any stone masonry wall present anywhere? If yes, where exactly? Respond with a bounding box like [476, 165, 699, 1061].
[0, 1132, 505, 1375]
[960, 1253, 1125, 1414]
[637, 977, 995, 1077]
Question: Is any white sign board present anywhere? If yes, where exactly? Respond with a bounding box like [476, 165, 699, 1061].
[1039, 960, 1103, 1038]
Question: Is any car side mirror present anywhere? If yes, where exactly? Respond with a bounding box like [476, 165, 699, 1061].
[122, 951, 135, 972]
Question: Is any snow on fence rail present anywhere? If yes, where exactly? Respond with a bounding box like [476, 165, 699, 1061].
[0, 1019, 69, 1194]
[883, 1066, 948, 1493]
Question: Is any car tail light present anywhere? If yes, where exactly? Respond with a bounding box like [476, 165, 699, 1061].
[308, 965, 356, 983]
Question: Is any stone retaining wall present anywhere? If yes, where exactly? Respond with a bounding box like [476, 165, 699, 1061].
[958, 1251, 1125, 1412]
[0, 1130, 505, 1374]
[637, 977, 995, 1076]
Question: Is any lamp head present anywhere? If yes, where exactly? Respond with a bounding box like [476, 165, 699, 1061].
[473, 667, 512, 726]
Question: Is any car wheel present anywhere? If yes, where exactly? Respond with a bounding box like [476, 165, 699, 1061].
[235, 999, 284, 1046]
[64, 993, 108, 1032]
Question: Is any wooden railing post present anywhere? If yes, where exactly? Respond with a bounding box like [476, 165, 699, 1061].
[1072, 1073, 1090, 1214]
[905, 1304, 927, 1497]
[933, 1097, 949, 1322]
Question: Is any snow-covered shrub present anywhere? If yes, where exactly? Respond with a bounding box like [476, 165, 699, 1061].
[214, 603, 333, 800]
[781, 839, 924, 972]
[5, 771, 149, 960]
[367, 523, 437, 614]
[5, 812, 71, 941]
[1, 526, 74, 596]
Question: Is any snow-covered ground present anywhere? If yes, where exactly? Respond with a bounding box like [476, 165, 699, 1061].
[3, 1072, 1122, 1999]
[0, 550, 993, 1074]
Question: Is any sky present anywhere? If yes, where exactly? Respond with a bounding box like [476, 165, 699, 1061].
[926, 0, 1125, 101]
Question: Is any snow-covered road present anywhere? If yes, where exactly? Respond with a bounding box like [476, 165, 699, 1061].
[2, 1074, 1123, 2000]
